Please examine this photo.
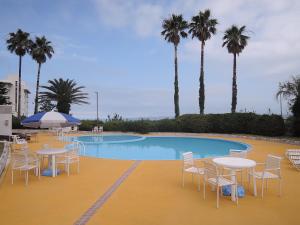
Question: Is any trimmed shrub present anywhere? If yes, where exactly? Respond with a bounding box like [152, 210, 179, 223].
[79, 113, 285, 136]
[12, 116, 26, 129]
[178, 113, 285, 136]
[78, 120, 103, 131]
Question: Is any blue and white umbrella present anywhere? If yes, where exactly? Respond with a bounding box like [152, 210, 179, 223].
[21, 111, 81, 128]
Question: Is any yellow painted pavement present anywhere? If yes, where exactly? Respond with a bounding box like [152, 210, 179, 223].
[0, 133, 300, 225]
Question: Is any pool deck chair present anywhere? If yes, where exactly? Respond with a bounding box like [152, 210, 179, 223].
[248, 154, 282, 198]
[228, 149, 248, 184]
[11, 151, 40, 185]
[182, 152, 204, 191]
[286, 149, 300, 171]
[56, 143, 80, 176]
[203, 161, 238, 208]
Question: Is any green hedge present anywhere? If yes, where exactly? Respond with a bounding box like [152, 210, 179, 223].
[79, 113, 285, 136]
[78, 120, 103, 131]
[178, 113, 285, 136]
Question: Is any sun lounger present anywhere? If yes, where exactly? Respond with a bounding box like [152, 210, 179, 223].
[286, 149, 300, 171]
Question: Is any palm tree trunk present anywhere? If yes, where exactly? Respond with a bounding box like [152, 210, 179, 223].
[199, 41, 205, 115]
[174, 45, 180, 118]
[18, 55, 22, 118]
[34, 63, 42, 114]
[231, 53, 237, 113]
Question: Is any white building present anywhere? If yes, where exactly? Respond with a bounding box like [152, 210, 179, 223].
[0, 75, 30, 117]
[0, 105, 12, 136]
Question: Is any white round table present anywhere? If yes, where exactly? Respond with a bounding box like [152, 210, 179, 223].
[213, 157, 257, 201]
[36, 148, 68, 177]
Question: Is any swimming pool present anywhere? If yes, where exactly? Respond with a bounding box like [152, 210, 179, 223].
[71, 135, 250, 160]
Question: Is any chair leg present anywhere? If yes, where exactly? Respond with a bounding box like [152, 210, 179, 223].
[261, 178, 264, 198]
[279, 179, 282, 196]
[217, 186, 219, 208]
[236, 184, 239, 205]
[240, 172, 243, 185]
[77, 161, 80, 174]
[25, 171, 28, 186]
[248, 173, 251, 190]
[198, 174, 201, 191]
[67, 163, 70, 176]
[203, 180, 206, 200]
[38, 165, 41, 180]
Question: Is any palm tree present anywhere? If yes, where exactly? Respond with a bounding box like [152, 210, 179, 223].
[6, 29, 31, 118]
[276, 76, 300, 117]
[161, 14, 188, 118]
[30, 36, 54, 114]
[222, 25, 249, 113]
[276, 75, 300, 136]
[189, 9, 218, 114]
[40, 78, 88, 114]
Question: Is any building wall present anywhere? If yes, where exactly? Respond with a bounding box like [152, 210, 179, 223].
[0, 105, 12, 136]
[0, 75, 30, 117]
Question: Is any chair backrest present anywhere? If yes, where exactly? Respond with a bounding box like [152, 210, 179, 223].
[74, 141, 85, 155]
[182, 152, 194, 168]
[265, 154, 282, 171]
[11, 151, 32, 168]
[229, 149, 247, 158]
[66, 142, 80, 158]
[203, 161, 218, 179]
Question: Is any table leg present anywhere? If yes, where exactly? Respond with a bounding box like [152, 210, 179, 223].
[231, 170, 237, 201]
[252, 167, 257, 196]
[52, 155, 55, 177]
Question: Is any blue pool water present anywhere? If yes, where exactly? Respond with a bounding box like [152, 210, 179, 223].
[71, 135, 250, 160]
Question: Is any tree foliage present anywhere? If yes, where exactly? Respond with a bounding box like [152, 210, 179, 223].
[40, 78, 88, 114]
[222, 25, 250, 113]
[30, 36, 54, 113]
[189, 9, 218, 114]
[0, 82, 11, 105]
[161, 14, 188, 118]
[277, 75, 300, 136]
[6, 29, 31, 118]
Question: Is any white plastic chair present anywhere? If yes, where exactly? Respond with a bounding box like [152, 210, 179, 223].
[228, 149, 248, 184]
[286, 149, 300, 170]
[248, 154, 282, 198]
[203, 160, 238, 208]
[99, 126, 103, 133]
[182, 152, 204, 191]
[11, 151, 40, 185]
[229, 149, 247, 158]
[56, 143, 80, 176]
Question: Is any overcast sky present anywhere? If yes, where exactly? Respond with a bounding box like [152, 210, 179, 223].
[0, 0, 299, 119]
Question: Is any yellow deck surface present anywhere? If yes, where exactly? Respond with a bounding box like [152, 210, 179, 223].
[0, 133, 299, 225]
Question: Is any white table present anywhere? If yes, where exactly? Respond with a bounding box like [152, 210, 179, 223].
[36, 148, 68, 177]
[213, 157, 257, 201]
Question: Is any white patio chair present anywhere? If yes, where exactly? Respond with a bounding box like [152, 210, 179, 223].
[286, 150, 300, 171]
[92, 126, 98, 133]
[11, 151, 40, 185]
[248, 154, 282, 198]
[285, 149, 300, 158]
[99, 126, 103, 133]
[56, 144, 80, 176]
[228, 149, 248, 184]
[203, 160, 238, 208]
[229, 149, 247, 158]
[182, 152, 204, 191]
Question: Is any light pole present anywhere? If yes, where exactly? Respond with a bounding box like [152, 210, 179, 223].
[280, 93, 283, 117]
[95, 91, 99, 127]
